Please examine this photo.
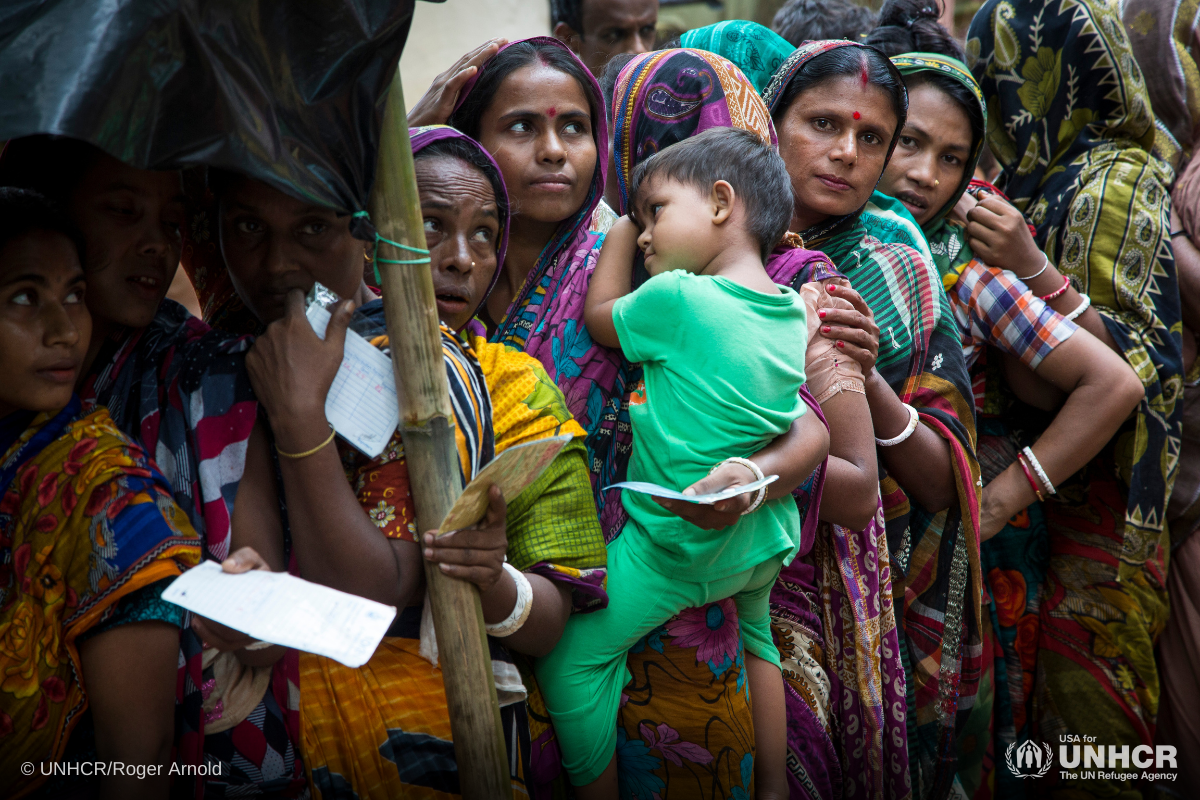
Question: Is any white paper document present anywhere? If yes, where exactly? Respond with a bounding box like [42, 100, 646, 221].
[163, 561, 396, 668]
[306, 304, 400, 458]
[603, 475, 779, 504]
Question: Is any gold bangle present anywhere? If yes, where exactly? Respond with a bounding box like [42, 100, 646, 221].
[276, 425, 336, 459]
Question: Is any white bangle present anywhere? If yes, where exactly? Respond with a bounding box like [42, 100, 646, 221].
[1018, 253, 1051, 282]
[1021, 446, 1056, 495]
[875, 403, 920, 447]
[710, 456, 767, 515]
[485, 562, 533, 638]
[1064, 294, 1091, 321]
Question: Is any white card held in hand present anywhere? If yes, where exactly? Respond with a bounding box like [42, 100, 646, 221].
[163, 561, 396, 668]
[603, 475, 779, 504]
[305, 300, 400, 458]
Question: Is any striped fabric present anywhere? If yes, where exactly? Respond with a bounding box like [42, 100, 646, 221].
[351, 299, 494, 481]
[75, 300, 302, 795]
[949, 261, 1078, 371]
[80, 299, 257, 563]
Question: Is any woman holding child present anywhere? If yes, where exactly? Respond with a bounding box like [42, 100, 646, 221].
[415, 37, 832, 798]
[762, 39, 983, 797]
[604, 45, 899, 800]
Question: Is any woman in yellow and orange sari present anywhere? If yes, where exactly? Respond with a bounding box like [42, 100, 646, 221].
[0, 189, 200, 799]
[182, 125, 608, 798]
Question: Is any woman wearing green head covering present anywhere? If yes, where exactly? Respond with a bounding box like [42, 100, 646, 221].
[679, 20, 794, 94]
[869, 3, 1154, 795]
[686, 20, 937, 267]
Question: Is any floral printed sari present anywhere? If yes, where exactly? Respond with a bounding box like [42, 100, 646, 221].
[0, 401, 200, 797]
[969, 2, 1182, 796]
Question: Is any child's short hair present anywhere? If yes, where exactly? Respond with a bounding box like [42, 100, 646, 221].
[629, 128, 794, 259]
[0, 187, 85, 260]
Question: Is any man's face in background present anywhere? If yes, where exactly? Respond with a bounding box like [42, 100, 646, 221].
[554, 0, 659, 78]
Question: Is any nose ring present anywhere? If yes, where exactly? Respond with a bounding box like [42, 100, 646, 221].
[934, 180, 940, 186]
[471, 261, 476, 267]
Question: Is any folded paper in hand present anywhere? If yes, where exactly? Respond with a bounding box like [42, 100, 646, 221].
[163, 562, 395, 668]
[418, 433, 574, 669]
[603, 475, 778, 504]
[304, 297, 400, 459]
[438, 433, 575, 533]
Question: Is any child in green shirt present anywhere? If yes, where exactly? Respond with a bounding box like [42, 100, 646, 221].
[535, 127, 823, 797]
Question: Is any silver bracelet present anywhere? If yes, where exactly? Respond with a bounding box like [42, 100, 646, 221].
[710, 456, 767, 515]
[1021, 446, 1056, 495]
[485, 562, 533, 638]
[1018, 253, 1051, 282]
[1064, 294, 1091, 321]
[875, 403, 920, 447]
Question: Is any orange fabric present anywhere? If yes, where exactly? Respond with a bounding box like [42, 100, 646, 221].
[299, 638, 524, 799]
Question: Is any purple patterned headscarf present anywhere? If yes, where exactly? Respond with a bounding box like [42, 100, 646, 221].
[409, 124, 510, 327]
[611, 48, 778, 214]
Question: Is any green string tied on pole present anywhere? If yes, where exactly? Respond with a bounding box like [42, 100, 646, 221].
[354, 210, 430, 284]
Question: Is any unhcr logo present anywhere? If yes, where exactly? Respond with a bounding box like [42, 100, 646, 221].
[1006, 740, 1053, 778]
[1006, 737, 1179, 782]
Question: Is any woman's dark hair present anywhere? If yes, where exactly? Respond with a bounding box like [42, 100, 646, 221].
[863, 0, 979, 156]
[600, 52, 637, 115]
[864, 0, 965, 60]
[772, 0, 879, 46]
[414, 137, 510, 239]
[771, 46, 907, 131]
[0, 135, 103, 207]
[0, 187, 86, 261]
[448, 40, 600, 143]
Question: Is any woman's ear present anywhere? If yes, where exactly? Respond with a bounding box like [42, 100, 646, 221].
[710, 180, 735, 225]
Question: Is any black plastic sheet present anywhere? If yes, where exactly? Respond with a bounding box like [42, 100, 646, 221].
[0, 0, 426, 224]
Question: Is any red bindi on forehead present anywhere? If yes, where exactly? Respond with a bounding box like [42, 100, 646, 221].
[853, 111, 861, 120]
[547, 107, 557, 118]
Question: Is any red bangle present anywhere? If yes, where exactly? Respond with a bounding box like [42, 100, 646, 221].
[1017, 454, 1045, 502]
[1039, 275, 1070, 301]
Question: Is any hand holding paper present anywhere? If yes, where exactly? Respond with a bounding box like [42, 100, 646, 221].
[603, 475, 778, 504]
[438, 434, 574, 533]
[164, 562, 396, 668]
[305, 283, 400, 458]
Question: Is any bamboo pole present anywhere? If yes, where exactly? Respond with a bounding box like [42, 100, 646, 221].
[368, 68, 511, 798]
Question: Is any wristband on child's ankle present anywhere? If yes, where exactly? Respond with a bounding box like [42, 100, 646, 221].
[710, 457, 767, 515]
[485, 562, 533, 638]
